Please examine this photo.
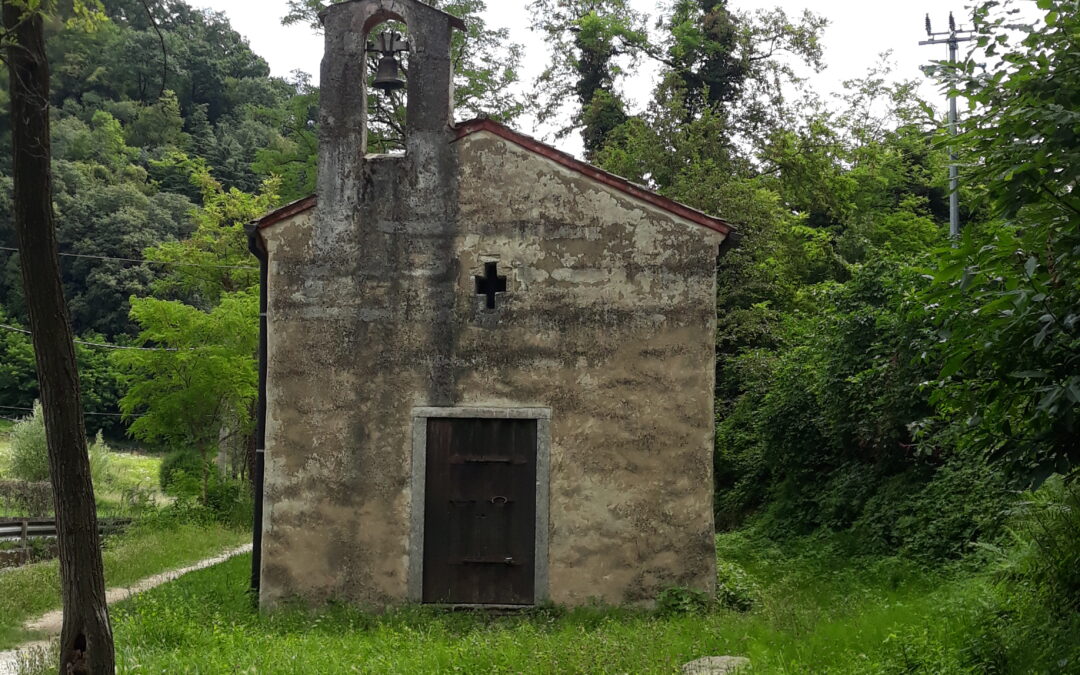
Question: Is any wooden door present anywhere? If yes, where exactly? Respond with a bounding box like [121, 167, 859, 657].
[422, 417, 537, 605]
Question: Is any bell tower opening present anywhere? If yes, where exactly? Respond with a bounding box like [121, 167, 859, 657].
[365, 20, 410, 154]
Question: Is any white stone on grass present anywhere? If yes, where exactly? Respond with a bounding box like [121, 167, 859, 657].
[681, 655, 751, 674]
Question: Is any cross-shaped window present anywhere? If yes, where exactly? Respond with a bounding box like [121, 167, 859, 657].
[474, 261, 507, 309]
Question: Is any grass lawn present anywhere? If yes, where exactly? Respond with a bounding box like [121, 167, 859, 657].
[104, 451, 160, 490]
[0, 522, 250, 649]
[93, 450, 168, 516]
[104, 533, 996, 674]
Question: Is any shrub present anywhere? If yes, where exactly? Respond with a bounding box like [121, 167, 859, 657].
[0, 479, 52, 516]
[8, 401, 48, 482]
[656, 586, 710, 615]
[959, 477, 1080, 672]
[88, 430, 114, 490]
[156, 449, 252, 526]
[205, 476, 253, 527]
[996, 476, 1080, 614]
[715, 561, 759, 612]
[159, 450, 204, 496]
[120, 484, 158, 514]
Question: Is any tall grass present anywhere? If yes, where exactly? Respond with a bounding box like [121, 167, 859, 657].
[98, 511, 1080, 674]
[101, 536, 1002, 674]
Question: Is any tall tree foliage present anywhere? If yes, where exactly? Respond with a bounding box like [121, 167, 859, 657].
[529, 0, 644, 156]
[142, 160, 269, 306]
[926, 0, 1080, 483]
[530, 0, 825, 158]
[0, 0, 309, 344]
[114, 164, 270, 493]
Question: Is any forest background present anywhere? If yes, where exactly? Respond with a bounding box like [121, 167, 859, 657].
[0, 0, 1076, 671]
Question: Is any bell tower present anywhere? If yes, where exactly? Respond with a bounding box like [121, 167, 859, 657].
[312, 0, 467, 404]
[317, 0, 465, 218]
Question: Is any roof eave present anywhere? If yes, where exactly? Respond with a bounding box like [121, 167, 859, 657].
[252, 195, 317, 231]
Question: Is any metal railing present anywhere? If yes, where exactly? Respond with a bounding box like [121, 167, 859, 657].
[0, 517, 132, 566]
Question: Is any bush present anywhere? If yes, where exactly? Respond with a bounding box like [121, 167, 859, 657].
[995, 476, 1080, 614]
[159, 450, 204, 496]
[852, 457, 1009, 560]
[8, 401, 48, 482]
[715, 560, 758, 612]
[959, 477, 1080, 672]
[120, 484, 158, 514]
[205, 476, 253, 527]
[8, 405, 120, 491]
[656, 586, 710, 615]
[88, 430, 114, 490]
[156, 449, 252, 527]
[148, 477, 252, 529]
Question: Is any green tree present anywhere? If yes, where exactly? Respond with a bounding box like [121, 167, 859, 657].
[124, 90, 184, 148]
[143, 156, 272, 306]
[2, 0, 117, 671]
[113, 291, 258, 500]
[113, 156, 269, 490]
[530, 1, 825, 157]
[529, 0, 645, 156]
[925, 0, 1080, 483]
[252, 75, 318, 202]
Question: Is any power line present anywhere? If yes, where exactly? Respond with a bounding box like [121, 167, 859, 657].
[0, 246, 259, 271]
[0, 323, 178, 351]
[0, 404, 134, 418]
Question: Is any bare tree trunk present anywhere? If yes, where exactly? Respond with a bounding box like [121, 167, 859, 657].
[2, 5, 115, 673]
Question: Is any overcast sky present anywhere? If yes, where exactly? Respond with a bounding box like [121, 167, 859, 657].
[195, 1, 1023, 153]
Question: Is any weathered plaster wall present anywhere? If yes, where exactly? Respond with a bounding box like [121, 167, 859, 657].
[258, 129, 721, 608]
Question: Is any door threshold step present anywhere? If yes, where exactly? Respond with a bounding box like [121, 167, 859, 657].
[428, 603, 534, 613]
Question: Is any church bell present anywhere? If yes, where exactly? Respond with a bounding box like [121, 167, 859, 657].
[373, 54, 405, 91]
[369, 31, 409, 93]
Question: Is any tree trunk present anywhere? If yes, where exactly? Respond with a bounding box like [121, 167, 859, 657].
[2, 5, 115, 674]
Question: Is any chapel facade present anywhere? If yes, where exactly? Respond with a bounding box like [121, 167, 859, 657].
[247, 0, 732, 608]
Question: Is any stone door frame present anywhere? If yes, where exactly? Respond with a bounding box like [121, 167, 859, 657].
[407, 406, 551, 605]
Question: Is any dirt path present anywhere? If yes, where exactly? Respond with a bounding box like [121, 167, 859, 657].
[0, 543, 252, 675]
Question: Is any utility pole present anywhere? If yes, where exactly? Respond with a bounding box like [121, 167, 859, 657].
[920, 12, 975, 239]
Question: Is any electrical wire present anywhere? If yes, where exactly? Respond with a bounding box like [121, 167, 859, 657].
[0, 323, 179, 351]
[0, 246, 258, 271]
[0, 404, 134, 418]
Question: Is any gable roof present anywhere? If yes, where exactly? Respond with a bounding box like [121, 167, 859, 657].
[254, 119, 734, 236]
[453, 119, 732, 236]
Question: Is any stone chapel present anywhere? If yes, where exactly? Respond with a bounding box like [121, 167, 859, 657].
[246, 0, 734, 608]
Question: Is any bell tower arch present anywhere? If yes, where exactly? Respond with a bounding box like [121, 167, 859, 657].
[319, 0, 464, 155]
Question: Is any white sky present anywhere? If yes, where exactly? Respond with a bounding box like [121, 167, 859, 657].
[196, 0, 1028, 154]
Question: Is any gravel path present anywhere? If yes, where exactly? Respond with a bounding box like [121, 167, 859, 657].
[0, 543, 252, 675]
